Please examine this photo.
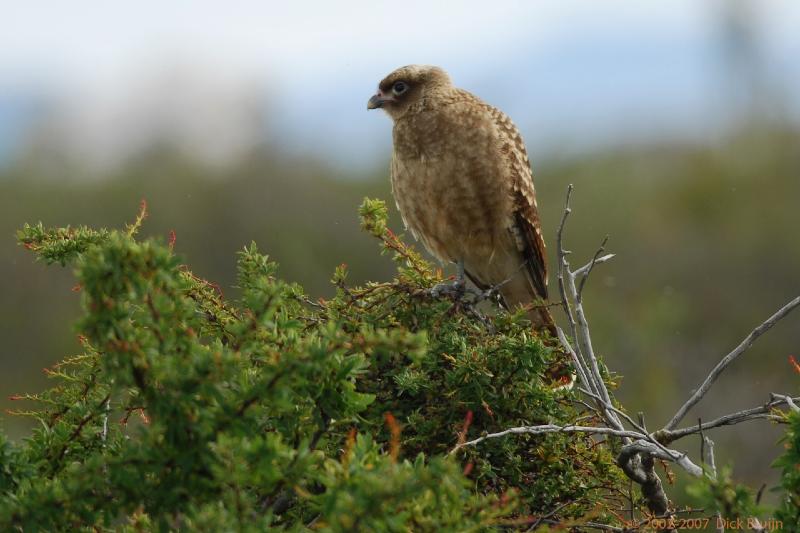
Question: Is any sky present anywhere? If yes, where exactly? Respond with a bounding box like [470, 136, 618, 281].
[1, 0, 799, 170]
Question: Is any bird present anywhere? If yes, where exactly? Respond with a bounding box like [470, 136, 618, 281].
[367, 65, 556, 334]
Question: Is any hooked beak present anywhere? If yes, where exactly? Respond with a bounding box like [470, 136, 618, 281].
[367, 92, 392, 110]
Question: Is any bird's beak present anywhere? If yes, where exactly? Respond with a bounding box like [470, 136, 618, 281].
[367, 92, 391, 110]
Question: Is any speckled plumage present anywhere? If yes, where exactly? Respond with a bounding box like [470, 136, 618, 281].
[369, 65, 554, 330]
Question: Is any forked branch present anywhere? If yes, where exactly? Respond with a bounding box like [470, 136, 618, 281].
[663, 295, 800, 431]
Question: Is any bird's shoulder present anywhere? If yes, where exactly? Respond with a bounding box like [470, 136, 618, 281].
[419, 88, 539, 209]
[471, 96, 531, 169]
[438, 89, 532, 161]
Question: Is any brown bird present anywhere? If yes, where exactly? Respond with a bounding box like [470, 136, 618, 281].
[367, 65, 555, 333]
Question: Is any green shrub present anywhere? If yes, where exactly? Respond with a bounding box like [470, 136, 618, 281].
[5, 198, 795, 531]
[775, 399, 800, 530]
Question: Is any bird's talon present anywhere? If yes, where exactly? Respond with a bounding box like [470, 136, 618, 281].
[428, 279, 466, 299]
[478, 288, 497, 302]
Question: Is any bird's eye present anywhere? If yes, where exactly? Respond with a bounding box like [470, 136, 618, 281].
[392, 81, 408, 95]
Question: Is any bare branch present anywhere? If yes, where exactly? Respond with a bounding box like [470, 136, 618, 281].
[663, 415, 781, 443]
[575, 387, 705, 481]
[526, 500, 575, 532]
[555, 185, 674, 523]
[545, 185, 797, 528]
[617, 443, 678, 532]
[564, 256, 618, 423]
[772, 393, 800, 413]
[555, 185, 623, 431]
[557, 326, 595, 397]
[664, 295, 800, 431]
[577, 235, 610, 300]
[101, 396, 110, 445]
[620, 440, 703, 478]
[656, 395, 798, 443]
[573, 253, 616, 279]
[449, 423, 643, 454]
[577, 387, 650, 437]
[555, 185, 613, 416]
[534, 518, 626, 532]
[451, 421, 704, 479]
[556, 185, 583, 384]
[700, 435, 725, 533]
[556, 184, 574, 258]
[703, 436, 717, 479]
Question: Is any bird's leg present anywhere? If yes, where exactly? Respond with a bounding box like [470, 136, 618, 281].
[456, 259, 466, 287]
[428, 259, 468, 299]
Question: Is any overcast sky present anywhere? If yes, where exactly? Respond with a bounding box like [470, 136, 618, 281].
[2, 1, 799, 169]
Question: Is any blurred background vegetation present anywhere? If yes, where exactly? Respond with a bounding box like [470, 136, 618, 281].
[1, 0, 798, 503]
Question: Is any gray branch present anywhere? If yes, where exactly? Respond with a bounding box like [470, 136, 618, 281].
[772, 393, 800, 413]
[451, 424, 642, 453]
[701, 435, 724, 533]
[656, 394, 798, 444]
[451, 422, 704, 480]
[664, 295, 800, 431]
[573, 253, 616, 279]
[555, 185, 624, 431]
[554, 184, 676, 524]
[620, 440, 703, 478]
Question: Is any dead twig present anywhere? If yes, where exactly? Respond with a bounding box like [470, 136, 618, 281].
[664, 295, 800, 432]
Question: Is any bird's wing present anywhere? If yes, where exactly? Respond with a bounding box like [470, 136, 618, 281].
[484, 104, 549, 300]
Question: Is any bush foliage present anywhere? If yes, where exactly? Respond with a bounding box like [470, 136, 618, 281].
[1, 199, 797, 531]
[775, 407, 800, 529]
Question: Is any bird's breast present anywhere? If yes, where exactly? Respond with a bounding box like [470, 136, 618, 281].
[391, 116, 512, 263]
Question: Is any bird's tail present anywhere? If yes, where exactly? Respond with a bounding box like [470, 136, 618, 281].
[529, 305, 557, 337]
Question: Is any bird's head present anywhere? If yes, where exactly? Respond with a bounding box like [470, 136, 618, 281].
[367, 65, 451, 120]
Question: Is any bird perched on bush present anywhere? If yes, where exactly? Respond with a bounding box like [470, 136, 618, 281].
[368, 65, 555, 334]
